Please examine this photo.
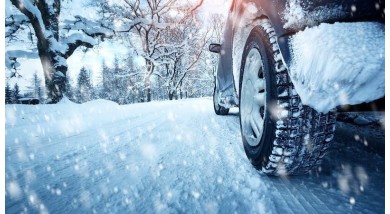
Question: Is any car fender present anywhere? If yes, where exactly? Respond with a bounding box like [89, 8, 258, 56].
[231, 0, 289, 98]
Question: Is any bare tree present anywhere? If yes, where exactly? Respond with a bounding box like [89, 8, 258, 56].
[207, 13, 226, 81]
[93, 0, 206, 102]
[160, 13, 212, 99]
[209, 14, 225, 43]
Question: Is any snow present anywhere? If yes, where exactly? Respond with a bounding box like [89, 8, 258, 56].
[64, 33, 97, 46]
[288, 22, 384, 113]
[5, 14, 29, 37]
[54, 56, 67, 68]
[19, 0, 46, 32]
[5, 98, 384, 213]
[5, 49, 38, 69]
[64, 15, 114, 38]
[283, 0, 346, 29]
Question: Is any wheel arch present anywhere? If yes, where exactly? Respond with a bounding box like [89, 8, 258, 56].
[231, 9, 289, 101]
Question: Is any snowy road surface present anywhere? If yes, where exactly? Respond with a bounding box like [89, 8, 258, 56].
[5, 98, 384, 213]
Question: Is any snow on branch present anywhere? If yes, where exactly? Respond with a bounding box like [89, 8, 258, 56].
[61, 16, 116, 58]
[5, 14, 30, 40]
[10, 0, 46, 32]
[63, 15, 114, 39]
[62, 33, 96, 58]
[5, 49, 38, 72]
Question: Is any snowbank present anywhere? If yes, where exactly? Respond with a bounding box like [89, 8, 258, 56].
[288, 22, 384, 113]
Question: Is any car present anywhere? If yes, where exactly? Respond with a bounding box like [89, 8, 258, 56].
[18, 97, 40, 105]
[209, 0, 385, 175]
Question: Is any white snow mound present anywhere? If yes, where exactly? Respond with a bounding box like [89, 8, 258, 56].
[57, 96, 76, 105]
[289, 22, 384, 113]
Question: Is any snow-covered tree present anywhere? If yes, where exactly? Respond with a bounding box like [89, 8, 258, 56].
[112, 57, 128, 104]
[5, 82, 13, 104]
[100, 57, 137, 104]
[181, 14, 226, 98]
[6, 0, 113, 103]
[77, 67, 93, 103]
[101, 60, 115, 101]
[65, 75, 76, 102]
[93, 0, 205, 102]
[124, 56, 144, 103]
[27, 71, 44, 102]
[12, 83, 21, 104]
[159, 12, 212, 100]
[93, 0, 173, 102]
[207, 13, 225, 77]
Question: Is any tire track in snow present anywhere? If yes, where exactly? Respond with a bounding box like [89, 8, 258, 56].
[5, 98, 384, 213]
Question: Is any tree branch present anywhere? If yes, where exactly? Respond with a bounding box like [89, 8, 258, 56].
[5, 15, 30, 40]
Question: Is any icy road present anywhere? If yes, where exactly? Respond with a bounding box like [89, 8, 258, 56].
[5, 98, 384, 213]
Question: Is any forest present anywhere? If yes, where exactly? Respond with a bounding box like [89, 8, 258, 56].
[5, 0, 227, 104]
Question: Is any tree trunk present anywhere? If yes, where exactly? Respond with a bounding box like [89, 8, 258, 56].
[144, 80, 152, 102]
[168, 92, 174, 100]
[10, 0, 67, 104]
[39, 52, 67, 103]
[144, 60, 154, 102]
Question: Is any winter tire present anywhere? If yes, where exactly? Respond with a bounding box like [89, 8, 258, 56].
[213, 83, 229, 115]
[239, 19, 336, 175]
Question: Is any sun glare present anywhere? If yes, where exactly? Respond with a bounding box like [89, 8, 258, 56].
[197, 0, 232, 18]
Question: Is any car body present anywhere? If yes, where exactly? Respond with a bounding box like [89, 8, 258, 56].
[18, 97, 40, 105]
[210, 0, 385, 175]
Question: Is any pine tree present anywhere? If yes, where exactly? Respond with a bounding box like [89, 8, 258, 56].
[65, 76, 75, 101]
[112, 57, 122, 103]
[77, 67, 93, 103]
[27, 71, 43, 102]
[113, 57, 132, 104]
[5, 82, 13, 104]
[12, 83, 20, 104]
[102, 61, 113, 101]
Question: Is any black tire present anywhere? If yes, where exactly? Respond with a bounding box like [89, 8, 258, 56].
[213, 84, 229, 115]
[239, 19, 336, 175]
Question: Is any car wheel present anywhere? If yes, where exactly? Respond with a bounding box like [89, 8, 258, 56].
[213, 83, 229, 115]
[239, 19, 336, 175]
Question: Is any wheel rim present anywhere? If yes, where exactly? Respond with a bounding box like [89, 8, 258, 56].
[240, 48, 266, 147]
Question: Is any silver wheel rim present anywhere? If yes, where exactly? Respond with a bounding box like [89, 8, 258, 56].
[240, 48, 266, 147]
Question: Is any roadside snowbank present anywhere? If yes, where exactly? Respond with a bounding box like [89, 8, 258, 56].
[5, 98, 167, 139]
[289, 22, 384, 113]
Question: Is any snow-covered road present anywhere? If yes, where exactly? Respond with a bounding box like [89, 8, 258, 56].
[5, 98, 384, 213]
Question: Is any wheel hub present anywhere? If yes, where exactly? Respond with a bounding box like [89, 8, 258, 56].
[240, 48, 266, 147]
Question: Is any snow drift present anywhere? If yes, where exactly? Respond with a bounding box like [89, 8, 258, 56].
[288, 22, 385, 113]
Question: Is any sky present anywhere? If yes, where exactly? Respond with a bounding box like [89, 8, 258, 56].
[5, 0, 231, 93]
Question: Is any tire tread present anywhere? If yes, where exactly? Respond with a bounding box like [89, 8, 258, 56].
[257, 20, 336, 175]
